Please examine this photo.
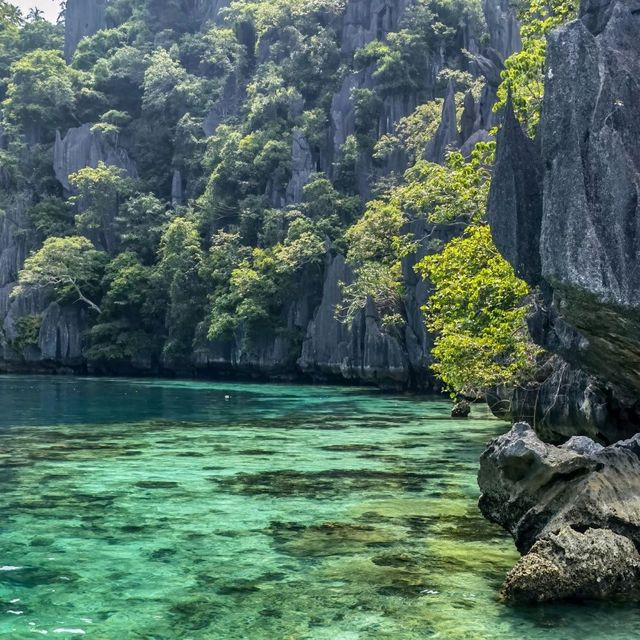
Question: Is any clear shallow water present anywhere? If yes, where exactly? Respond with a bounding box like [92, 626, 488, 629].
[0, 377, 639, 639]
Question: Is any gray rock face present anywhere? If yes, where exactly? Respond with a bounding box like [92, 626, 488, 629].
[538, 4, 640, 398]
[482, 0, 521, 59]
[64, 0, 106, 62]
[487, 100, 543, 285]
[341, 0, 411, 54]
[425, 81, 458, 163]
[286, 132, 314, 204]
[203, 75, 244, 136]
[196, 0, 232, 24]
[38, 302, 86, 365]
[298, 254, 410, 388]
[486, 0, 640, 434]
[171, 169, 184, 206]
[478, 422, 640, 554]
[54, 125, 138, 192]
[503, 356, 639, 445]
[502, 527, 640, 603]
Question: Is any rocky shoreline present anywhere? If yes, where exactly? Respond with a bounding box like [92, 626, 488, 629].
[478, 422, 640, 603]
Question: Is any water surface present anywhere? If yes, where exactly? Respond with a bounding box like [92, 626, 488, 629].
[0, 376, 638, 639]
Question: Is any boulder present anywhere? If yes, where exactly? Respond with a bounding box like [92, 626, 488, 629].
[502, 527, 640, 603]
[451, 400, 471, 418]
[478, 422, 640, 554]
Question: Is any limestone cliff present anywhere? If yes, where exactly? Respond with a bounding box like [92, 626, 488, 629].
[1, 0, 521, 387]
[487, 0, 640, 442]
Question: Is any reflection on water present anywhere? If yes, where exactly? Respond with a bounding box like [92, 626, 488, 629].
[0, 376, 638, 639]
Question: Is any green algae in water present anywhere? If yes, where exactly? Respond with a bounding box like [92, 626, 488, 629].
[1, 377, 640, 639]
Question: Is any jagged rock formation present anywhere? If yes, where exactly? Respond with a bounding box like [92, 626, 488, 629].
[487, 100, 543, 286]
[425, 80, 458, 163]
[482, 0, 521, 59]
[38, 303, 87, 366]
[298, 255, 410, 388]
[479, 422, 640, 552]
[487, 0, 640, 440]
[341, 0, 411, 54]
[479, 422, 640, 601]
[64, 0, 106, 62]
[54, 125, 138, 192]
[286, 132, 314, 205]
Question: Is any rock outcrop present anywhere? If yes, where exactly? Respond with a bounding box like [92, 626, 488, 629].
[479, 422, 640, 552]
[482, 0, 522, 59]
[425, 80, 458, 163]
[298, 255, 411, 388]
[502, 527, 640, 603]
[487, 0, 640, 437]
[54, 125, 138, 192]
[539, 3, 640, 396]
[479, 422, 640, 602]
[64, 0, 106, 62]
[340, 0, 411, 54]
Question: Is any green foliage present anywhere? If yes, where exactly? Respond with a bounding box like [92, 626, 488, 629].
[27, 197, 75, 238]
[374, 99, 443, 163]
[142, 48, 209, 120]
[116, 192, 172, 263]
[399, 142, 494, 223]
[2, 48, 88, 139]
[224, 0, 346, 37]
[12, 314, 42, 353]
[355, 0, 485, 96]
[15, 236, 109, 313]
[496, 0, 577, 134]
[416, 225, 539, 397]
[158, 217, 205, 366]
[207, 216, 325, 342]
[86, 252, 165, 363]
[339, 199, 408, 330]
[69, 162, 136, 253]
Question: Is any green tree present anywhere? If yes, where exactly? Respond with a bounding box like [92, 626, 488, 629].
[2, 48, 86, 140]
[86, 252, 165, 363]
[158, 217, 205, 366]
[416, 225, 539, 396]
[15, 236, 108, 313]
[69, 162, 136, 254]
[116, 192, 172, 263]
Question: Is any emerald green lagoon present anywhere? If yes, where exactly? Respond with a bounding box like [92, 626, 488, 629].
[0, 376, 638, 639]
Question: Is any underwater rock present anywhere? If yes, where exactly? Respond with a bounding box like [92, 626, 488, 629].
[502, 527, 640, 603]
[451, 400, 471, 418]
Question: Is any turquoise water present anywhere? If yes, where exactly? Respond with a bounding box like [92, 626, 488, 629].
[0, 377, 639, 639]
